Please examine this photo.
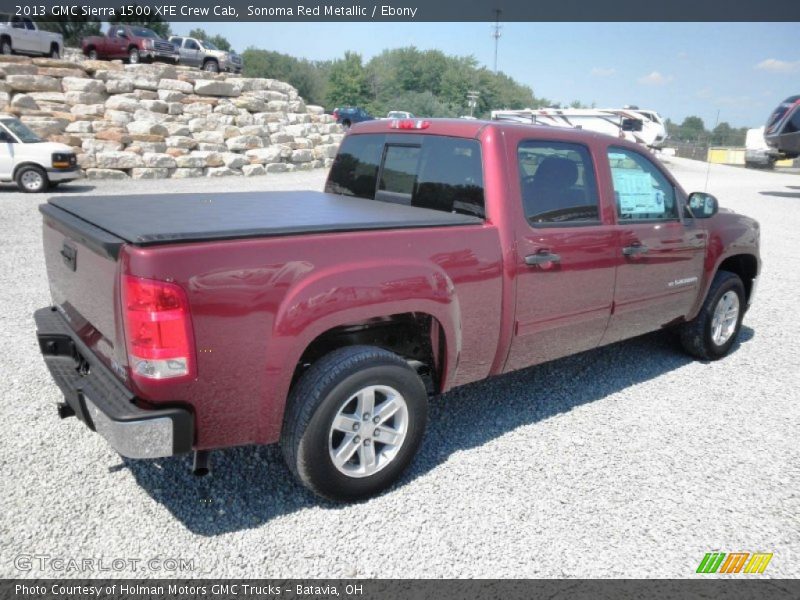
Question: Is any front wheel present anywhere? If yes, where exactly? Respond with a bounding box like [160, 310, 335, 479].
[87, 48, 98, 60]
[282, 346, 428, 501]
[128, 47, 140, 64]
[15, 165, 49, 193]
[679, 271, 745, 360]
[203, 60, 219, 73]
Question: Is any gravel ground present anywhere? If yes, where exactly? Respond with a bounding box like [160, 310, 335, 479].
[1, 159, 798, 579]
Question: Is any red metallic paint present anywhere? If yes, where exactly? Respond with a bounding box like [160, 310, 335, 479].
[42, 119, 761, 451]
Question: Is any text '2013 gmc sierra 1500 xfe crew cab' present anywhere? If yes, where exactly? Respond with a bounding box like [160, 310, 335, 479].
[34, 119, 760, 501]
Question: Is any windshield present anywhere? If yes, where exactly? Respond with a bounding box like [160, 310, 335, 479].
[130, 27, 159, 39]
[766, 96, 800, 133]
[0, 118, 41, 143]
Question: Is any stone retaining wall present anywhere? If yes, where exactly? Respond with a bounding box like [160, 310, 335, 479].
[0, 52, 343, 180]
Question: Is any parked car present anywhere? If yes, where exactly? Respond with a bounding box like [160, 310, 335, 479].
[764, 95, 800, 159]
[81, 25, 179, 64]
[34, 119, 760, 501]
[168, 36, 242, 73]
[0, 114, 78, 192]
[745, 126, 779, 169]
[387, 111, 414, 119]
[0, 15, 62, 58]
[333, 106, 374, 128]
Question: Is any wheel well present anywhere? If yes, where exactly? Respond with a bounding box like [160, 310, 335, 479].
[203, 57, 218, 64]
[13, 162, 46, 178]
[293, 313, 445, 393]
[85, 45, 95, 54]
[718, 254, 758, 302]
[50, 42, 59, 51]
[342, 119, 351, 127]
[0, 35, 10, 45]
[128, 45, 138, 53]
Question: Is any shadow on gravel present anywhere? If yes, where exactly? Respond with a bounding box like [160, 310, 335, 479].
[124, 325, 755, 535]
[0, 183, 95, 194]
[759, 191, 800, 198]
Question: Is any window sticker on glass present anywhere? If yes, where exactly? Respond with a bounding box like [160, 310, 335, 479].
[611, 168, 664, 215]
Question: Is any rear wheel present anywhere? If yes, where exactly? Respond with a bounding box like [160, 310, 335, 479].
[282, 346, 428, 501]
[50, 44, 60, 58]
[15, 165, 49, 193]
[679, 271, 745, 360]
[1, 39, 12, 55]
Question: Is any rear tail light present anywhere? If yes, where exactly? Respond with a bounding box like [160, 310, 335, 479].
[391, 119, 431, 130]
[333, 109, 339, 119]
[122, 275, 195, 381]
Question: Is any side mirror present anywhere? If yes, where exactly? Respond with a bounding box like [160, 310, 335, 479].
[687, 191, 719, 218]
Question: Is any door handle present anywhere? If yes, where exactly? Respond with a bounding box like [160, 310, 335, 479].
[525, 251, 561, 266]
[622, 243, 649, 256]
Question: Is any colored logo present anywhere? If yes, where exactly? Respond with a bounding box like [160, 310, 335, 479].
[696, 552, 773, 574]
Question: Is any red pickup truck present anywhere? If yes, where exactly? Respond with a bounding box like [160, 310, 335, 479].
[81, 24, 179, 64]
[34, 119, 760, 501]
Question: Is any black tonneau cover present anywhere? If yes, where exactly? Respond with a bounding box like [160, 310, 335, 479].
[43, 190, 482, 258]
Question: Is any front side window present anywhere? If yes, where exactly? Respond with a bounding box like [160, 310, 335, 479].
[326, 134, 484, 217]
[518, 141, 600, 225]
[608, 147, 677, 221]
[185, 39, 199, 50]
[23, 18, 35, 30]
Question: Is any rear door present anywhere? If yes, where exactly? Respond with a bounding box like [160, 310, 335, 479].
[181, 39, 201, 66]
[601, 146, 706, 344]
[505, 137, 617, 371]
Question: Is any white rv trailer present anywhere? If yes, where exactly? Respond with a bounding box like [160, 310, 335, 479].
[490, 107, 668, 148]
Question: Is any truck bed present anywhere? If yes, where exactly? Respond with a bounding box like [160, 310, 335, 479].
[42, 191, 482, 258]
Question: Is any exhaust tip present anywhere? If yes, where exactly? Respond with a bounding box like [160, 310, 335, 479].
[192, 450, 211, 477]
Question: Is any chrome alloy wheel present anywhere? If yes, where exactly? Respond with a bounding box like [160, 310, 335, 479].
[328, 385, 409, 478]
[711, 290, 740, 346]
[20, 169, 44, 191]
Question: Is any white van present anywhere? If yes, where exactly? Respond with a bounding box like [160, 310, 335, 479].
[0, 114, 79, 192]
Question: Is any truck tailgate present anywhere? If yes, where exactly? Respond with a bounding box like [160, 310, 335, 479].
[40, 203, 126, 376]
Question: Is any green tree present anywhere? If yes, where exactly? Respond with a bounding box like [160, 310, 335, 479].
[38, 16, 101, 46]
[326, 51, 369, 108]
[679, 116, 706, 141]
[241, 48, 329, 106]
[188, 28, 232, 52]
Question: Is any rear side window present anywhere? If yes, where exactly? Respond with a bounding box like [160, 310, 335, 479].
[518, 141, 600, 225]
[326, 134, 485, 218]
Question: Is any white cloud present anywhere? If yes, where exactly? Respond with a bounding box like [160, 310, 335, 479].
[638, 71, 674, 86]
[590, 67, 615, 77]
[696, 86, 713, 99]
[755, 58, 800, 73]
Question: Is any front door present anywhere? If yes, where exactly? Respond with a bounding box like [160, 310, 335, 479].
[181, 39, 201, 67]
[505, 139, 617, 372]
[601, 146, 706, 344]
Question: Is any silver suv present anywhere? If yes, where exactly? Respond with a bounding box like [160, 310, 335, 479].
[169, 36, 242, 73]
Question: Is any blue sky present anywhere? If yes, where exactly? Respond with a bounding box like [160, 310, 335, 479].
[171, 21, 800, 128]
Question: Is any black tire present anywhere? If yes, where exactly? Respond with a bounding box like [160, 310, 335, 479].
[203, 59, 219, 73]
[87, 48, 98, 60]
[679, 271, 745, 360]
[128, 47, 140, 64]
[1, 38, 12, 55]
[282, 345, 428, 501]
[50, 44, 60, 59]
[15, 165, 49, 193]
[342, 119, 351, 129]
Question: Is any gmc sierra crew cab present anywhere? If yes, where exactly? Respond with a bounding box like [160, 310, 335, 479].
[34, 119, 760, 501]
[81, 25, 179, 64]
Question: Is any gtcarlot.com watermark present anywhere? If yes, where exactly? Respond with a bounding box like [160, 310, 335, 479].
[14, 553, 196, 573]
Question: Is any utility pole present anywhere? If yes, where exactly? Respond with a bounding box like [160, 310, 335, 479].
[492, 9, 502, 73]
[466, 91, 480, 118]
